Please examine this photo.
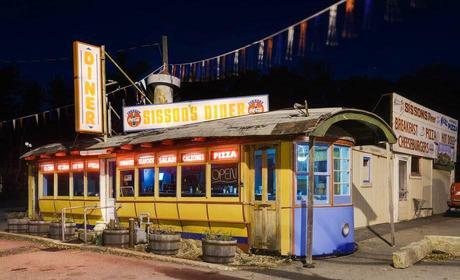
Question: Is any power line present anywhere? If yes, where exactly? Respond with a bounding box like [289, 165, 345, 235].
[0, 42, 160, 65]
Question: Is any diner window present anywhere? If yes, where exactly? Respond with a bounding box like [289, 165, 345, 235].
[333, 145, 351, 203]
[362, 156, 371, 185]
[57, 173, 69, 196]
[120, 170, 135, 197]
[181, 165, 206, 197]
[87, 172, 100, 196]
[42, 173, 54, 196]
[73, 172, 84, 196]
[254, 150, 263, 201]
[295, 143, 330, 204]
[211, 163, 239, 197]
[411, 156, 421, 176]
[267, 148, 277, 201]
[139, 168, 155, 196]
[159, 166, 177, 197]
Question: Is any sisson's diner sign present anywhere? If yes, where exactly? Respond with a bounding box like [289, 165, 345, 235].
[391, 93, 458, 163]
[123, 95, 269, 132]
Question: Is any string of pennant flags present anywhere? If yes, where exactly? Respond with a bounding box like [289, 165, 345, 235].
[168, 0, 424, 82]
[0, 84, 138, 132]
[0, 0, 426, 132]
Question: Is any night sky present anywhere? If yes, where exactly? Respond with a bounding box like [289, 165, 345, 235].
[1, 0, 459, 85]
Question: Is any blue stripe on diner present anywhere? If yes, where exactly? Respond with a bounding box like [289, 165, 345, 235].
[180, 232, 248, 244]
[75, 224, 95, 230]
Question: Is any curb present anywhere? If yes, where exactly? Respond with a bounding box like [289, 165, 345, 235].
[0, 231, 236, 271]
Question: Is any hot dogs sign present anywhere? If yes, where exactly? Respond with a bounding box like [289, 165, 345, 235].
[123, 95, 269, 132]
[392, 93, 458, 164]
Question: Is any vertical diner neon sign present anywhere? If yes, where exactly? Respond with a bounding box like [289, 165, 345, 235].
[73, 41, 103, 134]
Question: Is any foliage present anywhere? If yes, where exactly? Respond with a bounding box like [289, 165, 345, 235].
[50, 213, 74, 223]
[149, 225, 178, 235]
[203, 229, 234, 241]
[94, 233, 103, 246]
[6, 212, 27, 219]
[30, 213, 44, 221]
[105, 219, 125, 230]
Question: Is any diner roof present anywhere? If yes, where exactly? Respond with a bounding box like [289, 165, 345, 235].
[21, 107, 396, 159]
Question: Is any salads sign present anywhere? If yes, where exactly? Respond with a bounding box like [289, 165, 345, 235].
[123, 95, 269, 132]
[391, 93, 458, 164]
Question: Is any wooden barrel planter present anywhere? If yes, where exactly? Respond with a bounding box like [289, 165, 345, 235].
[202, 239, 237, 264]
[49, 222, 76, 240]
[7, 218, 29, 234]
[103, 229, 129, 248]
[149, 233, 181, 255]
[28, 221, 50, 236]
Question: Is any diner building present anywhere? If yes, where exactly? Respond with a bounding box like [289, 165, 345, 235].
[22, 107, 396, 256]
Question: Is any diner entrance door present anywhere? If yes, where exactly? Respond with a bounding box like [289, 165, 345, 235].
[103, 158, 116, 222]
[250, 145, 279, 251]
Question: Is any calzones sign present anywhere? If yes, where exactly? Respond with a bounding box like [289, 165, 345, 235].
[123, 95, 269, 132]
[391, 93, 458, 163]
[73, 41, 103, 134]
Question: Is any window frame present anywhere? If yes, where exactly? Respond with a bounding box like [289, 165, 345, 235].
[361, 155, 372, 186]
[410, 156, 421, 177]
[333, 145, 351, 198]
[294, 142, 331, 205]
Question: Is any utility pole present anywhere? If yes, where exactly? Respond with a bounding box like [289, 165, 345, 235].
[145, 35, 180, 104]
[387, 142, 396, 246]
[101, 45, 108, 142]
[162, 35, 169, 74]
[304, 136, 315, 268]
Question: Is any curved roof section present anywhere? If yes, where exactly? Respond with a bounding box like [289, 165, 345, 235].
[21, 107, 396, 159]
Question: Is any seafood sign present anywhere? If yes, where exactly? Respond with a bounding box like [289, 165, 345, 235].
[123, 95, 269, 132]
[392, 93, 458, 162]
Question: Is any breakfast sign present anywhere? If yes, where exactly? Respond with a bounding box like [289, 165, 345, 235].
[391, 93, 458, 164]
[123, 95, 269, 132]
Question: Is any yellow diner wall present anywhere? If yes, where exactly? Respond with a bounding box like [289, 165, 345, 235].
[279, 141, 293, 255]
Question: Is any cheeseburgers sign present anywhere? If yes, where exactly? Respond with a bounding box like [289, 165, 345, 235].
[73, 41, 103, 134]
[123, 95, 269, 132]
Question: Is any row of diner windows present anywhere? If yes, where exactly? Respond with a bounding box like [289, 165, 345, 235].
[40, 163, 239, 198]
[120, 163, 238, 198]
[39, 146, 240, 198]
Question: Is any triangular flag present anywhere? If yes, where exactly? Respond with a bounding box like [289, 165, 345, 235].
[363, 0, 374, 31]
[342, 0, 357, 38]
[257, 41, 264, 68]
[240, 49, 246, 73]
[233, 51, 239, 76]
[266, 38, 273, 67]
[327, 5, 338, 46]
[297, 21, 308, 56]
[216, 56, 221, 80]
[286, 26, 294, 60]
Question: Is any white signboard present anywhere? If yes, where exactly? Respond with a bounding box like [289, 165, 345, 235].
[123, 95, 269, 132]
[73, 41, 103, 134]
[392, 93, 458, 163]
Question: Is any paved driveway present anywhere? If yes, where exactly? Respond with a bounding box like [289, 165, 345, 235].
[0, 214, 459, 280]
